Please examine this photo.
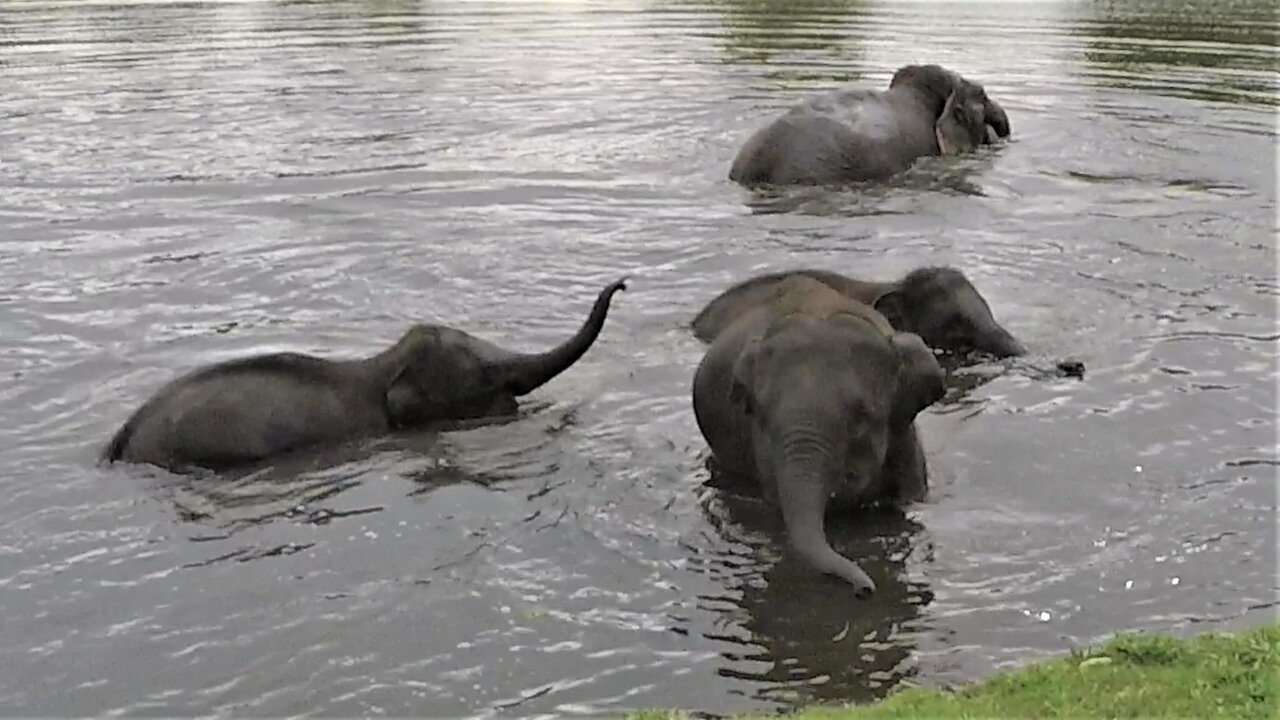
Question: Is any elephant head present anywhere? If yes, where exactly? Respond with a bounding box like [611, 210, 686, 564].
[935, 84, 991, 156]
[727, 311, 944, 598]
[890, 64, 1011, 146]
[374, 278, 627, 427]
[871, 267, 1025, 358]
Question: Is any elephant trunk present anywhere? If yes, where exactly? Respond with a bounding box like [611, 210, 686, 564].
[985, 97, 1011, 139]
[501, 277, 627, 396]
[775, 421, 877, 598]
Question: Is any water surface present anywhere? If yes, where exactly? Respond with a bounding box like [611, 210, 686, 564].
[0, 0, 1276, 715]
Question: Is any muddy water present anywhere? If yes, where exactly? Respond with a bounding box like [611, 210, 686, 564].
[0, 0, 1275, 715]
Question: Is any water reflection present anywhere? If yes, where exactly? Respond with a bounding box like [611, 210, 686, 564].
[2, 0, 1277, 715]
[700, 490, 930, 707]
[1071, 0, 1279, 106]
[140, 431, 501, 539]
[686, 0, 870, 84]
[739, 153, 1000, 215]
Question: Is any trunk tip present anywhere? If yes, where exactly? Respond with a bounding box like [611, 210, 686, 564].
[588, 276, 628, 315]
[602, 276, 629, 298]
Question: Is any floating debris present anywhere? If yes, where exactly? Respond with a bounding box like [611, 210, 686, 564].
[1056, 358, 1086, 378]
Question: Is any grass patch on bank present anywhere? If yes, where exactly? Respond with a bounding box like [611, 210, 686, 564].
[633, 622, 1279, 720]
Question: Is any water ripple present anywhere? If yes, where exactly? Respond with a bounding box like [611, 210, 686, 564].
[0, 0, 1275, 716]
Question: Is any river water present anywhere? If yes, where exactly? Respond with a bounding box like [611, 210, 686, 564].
[1, 0, 1275, 716]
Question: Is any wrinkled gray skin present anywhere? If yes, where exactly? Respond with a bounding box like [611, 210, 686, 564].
[104, 278, 628, 473]
[692, 277, 946, 598]
[691, 266, 1025, 358]
[729, 64, 1011, 186]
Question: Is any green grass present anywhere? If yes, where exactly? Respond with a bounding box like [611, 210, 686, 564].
[632, 622, 1279, 720]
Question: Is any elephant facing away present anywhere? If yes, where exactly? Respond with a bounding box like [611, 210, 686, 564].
[103, 278, 628, 473]
[728, 64, 1011, 186]
[691, 276, 945, 598]
[691, 266, 1025, 358]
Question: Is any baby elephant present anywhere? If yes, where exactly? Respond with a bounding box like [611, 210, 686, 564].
[692, 266, 1024, 358]
[729, 64, 1010, 186]
[692, 276, 945, 598]
[103, 278, 628, 472]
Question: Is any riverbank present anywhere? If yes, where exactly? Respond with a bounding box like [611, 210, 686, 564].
[633, 622, 1278, 720]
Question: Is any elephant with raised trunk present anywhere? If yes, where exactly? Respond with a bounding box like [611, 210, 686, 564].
[103, 278, 628, 472]
[692, 276, 945, 597]
[729, 64, 1011, 186]
[692, 266, 1025, 358]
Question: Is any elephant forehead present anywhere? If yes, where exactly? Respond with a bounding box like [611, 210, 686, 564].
[765, 324, 896, 372]
[444, 330, 514, 363]
[399, 325, 509, 365]
[961, 78, 990, 99]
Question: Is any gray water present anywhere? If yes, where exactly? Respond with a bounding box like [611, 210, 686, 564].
[1, 0, 1276, 716]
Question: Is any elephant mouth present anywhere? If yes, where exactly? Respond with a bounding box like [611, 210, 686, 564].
[934, 338, 1026, 367]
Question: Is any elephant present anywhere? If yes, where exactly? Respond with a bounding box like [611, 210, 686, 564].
[728, 64, 1011, 186]
[103, 278, 628, 473]
[691, 276, 946, 597]
[691, 266, 1025, 358]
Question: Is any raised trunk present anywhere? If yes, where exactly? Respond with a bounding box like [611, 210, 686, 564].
[502, 278, 627, 395]
[775, 426, 877, 598]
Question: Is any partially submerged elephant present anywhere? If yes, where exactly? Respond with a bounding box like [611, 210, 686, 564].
[691, 266, 1025, 358]
[103, 278, 628, 472]
[692, 276, 945, 598]
[729, 64, 1011, 186]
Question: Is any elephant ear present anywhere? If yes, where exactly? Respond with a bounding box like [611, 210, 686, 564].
[889, 332, 945, 428]
[728, 339, 760, 415]
[935, 90, 987, 156]
[380, 327, 437, 427]
[385, 370, 419, 427]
